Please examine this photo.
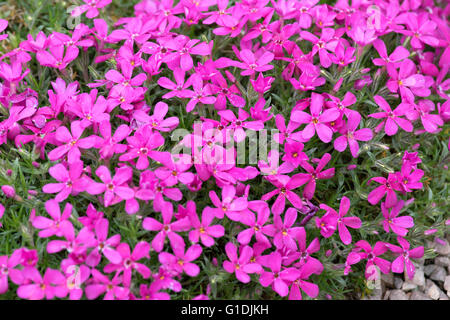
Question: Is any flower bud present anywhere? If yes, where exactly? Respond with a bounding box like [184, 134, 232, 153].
[1, 185, 16, 198]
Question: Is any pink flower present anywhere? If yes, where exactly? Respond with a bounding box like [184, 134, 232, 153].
[334, 112, 373, 158]
[369, 95, 413, 136]
[46, 222, 94, 255]
[273, 114, 303, 145]
[62, 264, 90, 300]
[291, 93, 340, 143]
[43, 161, 87, 202]
[381, 200, 414, 236]
[162, 35, 211, 71]
[235, 49, 274, 76]
[273, 209, 306, 251]
[261, 174, 306, 215]
[386, 59, 431, 101]
[396, 162, 424, 193]
[150, 152, 194, 186]
[410, 100, 443, 133]
[218, 108, 264, 142]
[48, 120, 98, 163]
[71, 0, 111, 18]
[105, 61, 147, 91]
[158, 243, 203, 277]
[353, 241, 392, 279]
[1, 185, 15, 198]
[85, 269, 129, 300]
[259, 251, 300, 297]
[142, 201, 191, 252]
[367, 173, 400, 208]
[32, 200, 73, 238]
[95, 121, 130, 159]
[85, 218, 122, 267]
[203, 0, 237, 26]
[104, 242, 151, 287]
[223, 242, 262, 283]
[315, 212, 337, 238]
[372, 39, 409, 68]
[237, 204, 272, 245]
[250, 72, 274, 95]
[300, 28, 337, 68]
[188, 206, 225, 247]
[0, 204, 4, 228]
[36, 43, 78, 70]
[185, 73, 216, 112]
[209, 185, 248, 220]
[157, 68, 195, 99]
[387, 236, 424, 280]
[137, 282, 170, 300]
[67, 92, 109, 129]
[132, 101, 179, 132]
[288, 261, 320, 300]
[292, 153, 335, 200]
[17, 268, 67, 300]
[210, 72, 246, 110]
[0, 250, 23, 294]
[0, 19, 8, 41]
[119, 126, 165, 170]
[86, 165, 134, 207]
[399, 12, 439, 49]
[294, 228, 322, 273]
[319, 196, 361, 245]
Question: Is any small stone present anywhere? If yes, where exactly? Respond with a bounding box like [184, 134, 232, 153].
[435, 256, 450, 267]
[394, 277, 403, 289]
[426, 280, 440, 300]
[389, 289, 408, 300]
[411, 269, 425, 287]
[424, 264, 437, 276]
[367, 288, 382, 300]
[409, 290, 431, 300]
[383, 290, 390, 300]
[444, 276, 450, 292]
[439, 291, 449, 300]
[425, 240, 435, 249]
[435, 239, 450, 256]
[430, 266, 447, 282]
[402, 281, 417, 291]
[381, 273, 395, 288]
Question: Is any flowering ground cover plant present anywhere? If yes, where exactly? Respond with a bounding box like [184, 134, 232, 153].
[0, 0, 449, 300]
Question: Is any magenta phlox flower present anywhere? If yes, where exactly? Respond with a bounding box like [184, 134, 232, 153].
[142, 201, 191, 252]
[223, 242, 262, 283]
[291, 93, 340, 143]
[381, 200, 414, 236]
[386, 236, 424, 280]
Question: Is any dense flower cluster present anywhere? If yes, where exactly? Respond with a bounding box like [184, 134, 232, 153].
[0, 0, 448, 300]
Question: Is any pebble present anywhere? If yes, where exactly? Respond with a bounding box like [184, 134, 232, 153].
[410, 290, 431, 300]
[444, 276, 450, 293]
[402, 281, 417, 291]
[366, 288, 382, 300]
[394, 277, 403, 289]
[435, 239, 450, 256]
[426, 280, 441, 300]
[381, 273, 394, 288]
[424, 264, 437, 276]
[430, 266, 447, 282]
[411, 269, 426, 287]
[439, 291, 449, 300]
[389, 289, 408, 300]
[435, 256, 450, 267]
